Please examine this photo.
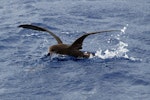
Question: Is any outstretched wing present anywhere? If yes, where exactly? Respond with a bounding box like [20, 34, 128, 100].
[18, 24, 63, 44]
[69, 30, 120, 50]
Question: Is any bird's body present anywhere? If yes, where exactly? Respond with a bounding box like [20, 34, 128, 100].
[18, 24, 120, 58]
[49, 44, 90, 58]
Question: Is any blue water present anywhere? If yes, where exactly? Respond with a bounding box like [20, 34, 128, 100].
[0, 0, 150, 100]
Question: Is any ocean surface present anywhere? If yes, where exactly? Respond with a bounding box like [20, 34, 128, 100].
[0, 0, 150, 100]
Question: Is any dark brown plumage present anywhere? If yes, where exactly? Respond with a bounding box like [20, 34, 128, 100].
[18, 24, 120, 58]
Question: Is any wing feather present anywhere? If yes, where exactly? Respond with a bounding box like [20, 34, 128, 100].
[69, 30, 120, 50]
[18, 24, 63, 44]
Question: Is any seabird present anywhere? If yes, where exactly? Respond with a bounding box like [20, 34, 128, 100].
[18, 24, 120, 58]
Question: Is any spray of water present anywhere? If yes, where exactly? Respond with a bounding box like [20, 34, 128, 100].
[121, 24, 128, 33]
[95, 41, 129, 59]
[94, 24, 139, 60]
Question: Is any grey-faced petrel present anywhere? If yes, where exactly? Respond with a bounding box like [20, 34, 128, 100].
[18, 24, 120, 58]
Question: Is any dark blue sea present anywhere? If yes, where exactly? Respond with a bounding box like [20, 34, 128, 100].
[0, 0, 150, 100]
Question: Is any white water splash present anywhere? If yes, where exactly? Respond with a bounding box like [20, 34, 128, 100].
[94, 24, 139, 61]
[95, 24, 142, 61]
[95, 41, 129, 59]
[121, 24, 128, 33]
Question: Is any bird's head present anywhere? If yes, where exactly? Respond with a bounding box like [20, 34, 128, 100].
[49, 45, 60, 54]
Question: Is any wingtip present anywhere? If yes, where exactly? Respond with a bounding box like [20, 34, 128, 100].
[18, 24, 30, 28]
[18, 24, 26, 28]
[18, 25, 22, 28]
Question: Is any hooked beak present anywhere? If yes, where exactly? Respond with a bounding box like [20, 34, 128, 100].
[47, 53, 51, 56]
[47, 52, 54, 60]
[47, 52, 58, 60]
